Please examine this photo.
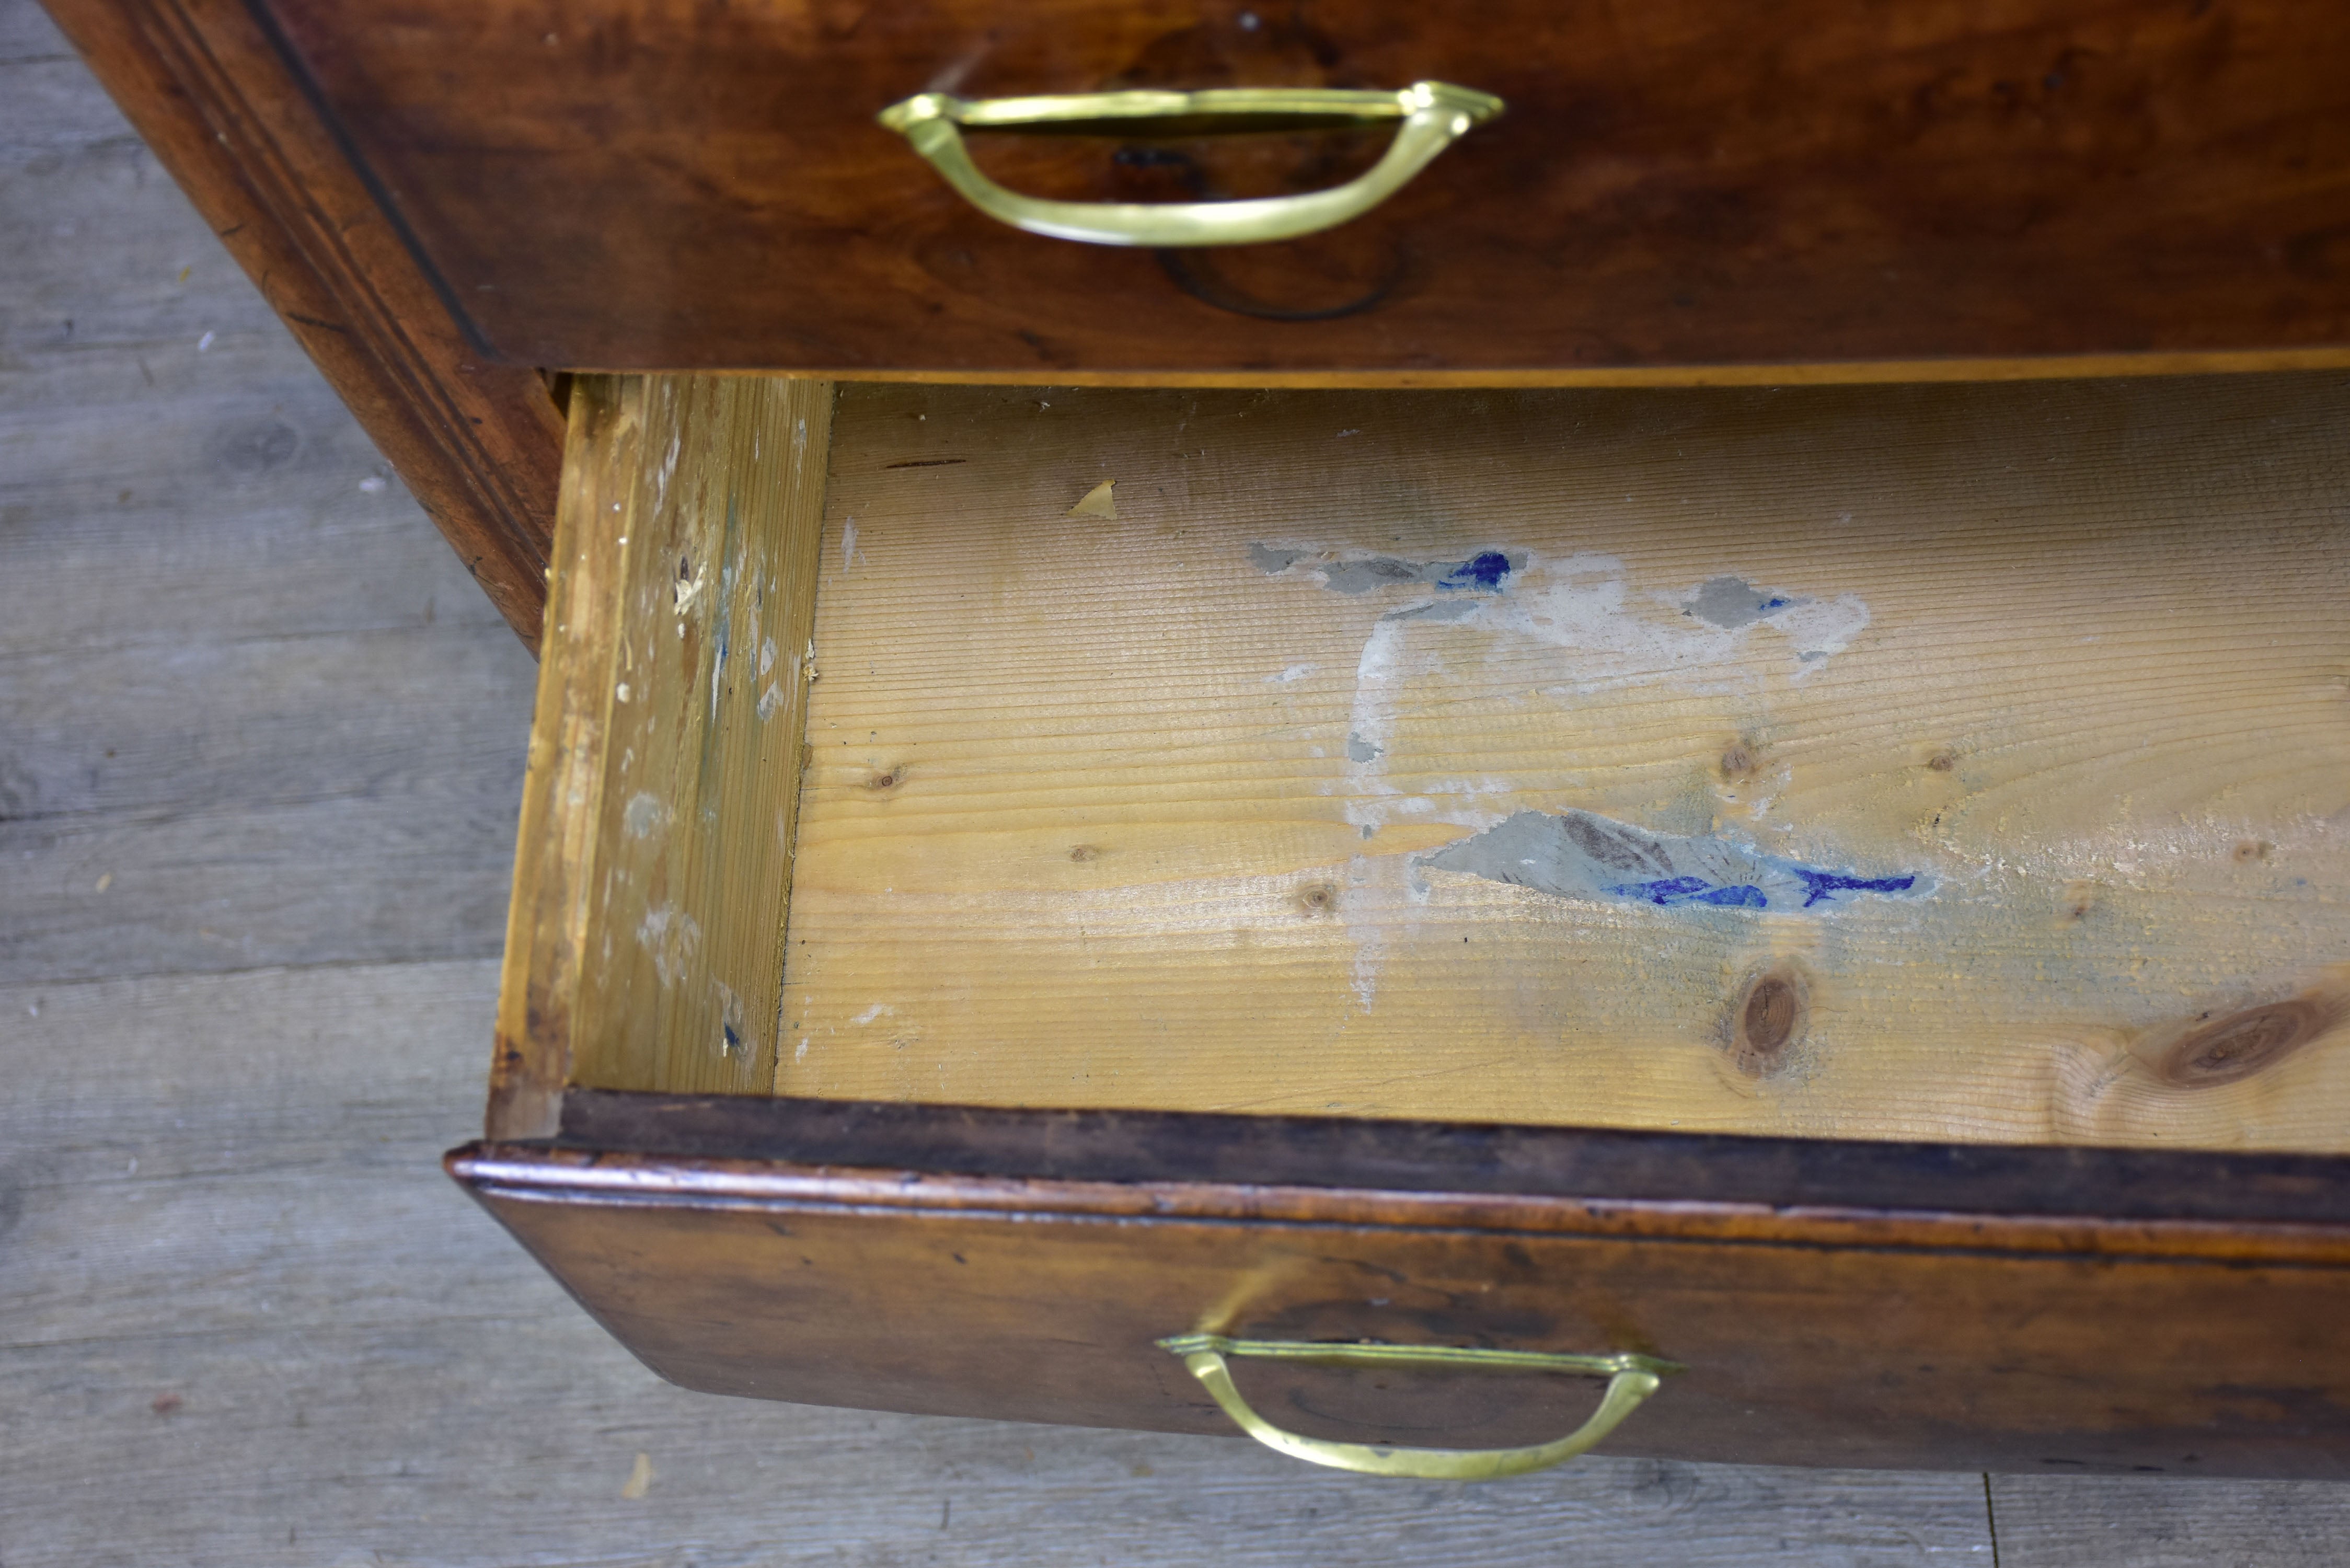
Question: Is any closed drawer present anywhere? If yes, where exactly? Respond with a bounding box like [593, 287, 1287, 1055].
[254, 1, 2350, 378]
[454, 371, 2350, 1479]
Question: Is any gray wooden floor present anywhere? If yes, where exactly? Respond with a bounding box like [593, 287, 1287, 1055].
[4, 4, 2347, 1561]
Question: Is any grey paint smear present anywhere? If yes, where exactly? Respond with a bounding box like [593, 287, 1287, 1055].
[1345, 732, 1384, 763]
[1384, 598, 1482, 623]
[1682, 575, 1808, 629]
[1422, 810, 1930, 912]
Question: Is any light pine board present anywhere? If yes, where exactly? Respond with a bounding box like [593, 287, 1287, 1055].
[780, 380, 2350, 1149]
[4, 2, 2346, 1559]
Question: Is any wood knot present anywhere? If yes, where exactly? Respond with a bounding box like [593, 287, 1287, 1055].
[1296, 881, 1339, 916]
[1729, 965, 1808, 1077]
[1925, 750, 1958, 773]
[2058, 879, 2098, 923]
[2233, 839, 2273, 864]
[1718, 740, 1762, 782]
[862, 766, 906, 793]
[1068, 844, 1100, 862]
[2155, 999, 2329, 1088]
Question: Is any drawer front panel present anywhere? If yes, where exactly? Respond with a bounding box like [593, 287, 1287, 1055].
[456, 1149, 2350, 1478]
[258, 0, 2350, 376]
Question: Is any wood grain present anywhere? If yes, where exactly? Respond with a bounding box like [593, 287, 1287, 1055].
[778, 376, 2350, 1150]
[251, 0, 2350, 377]
[1991, 1474, 2350, 1565]
[494, 374, 832, 1134]
[0, 58, 536, 985]
[35, 0, 564, 643]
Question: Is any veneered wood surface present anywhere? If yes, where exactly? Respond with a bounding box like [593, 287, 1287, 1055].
[12, 35, 2345, 1554]
[492, 375, 832, 1136]
[35, 0, 564, 643]
[254, 0, 2350, 377]
[456, 1143, 2350, 1478]
[779, 377, 2350, 1148]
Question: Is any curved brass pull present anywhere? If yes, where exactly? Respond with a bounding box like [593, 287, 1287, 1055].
[876, 82, 1504, 248]
[1159, 1333, 1678, 1481]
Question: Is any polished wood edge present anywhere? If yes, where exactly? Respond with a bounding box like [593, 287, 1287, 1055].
[37, 0, 563, 645]
[519, 1090, 2350, 1241]
[571, 349, 2350, 390]
[550, 1090, 2350, 1228]
[446, 1138, 2350, 1265]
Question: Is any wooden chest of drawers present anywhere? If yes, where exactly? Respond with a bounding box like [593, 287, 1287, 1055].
[42, 0, 2350, 1480]
[454, 371, 2350, 1478]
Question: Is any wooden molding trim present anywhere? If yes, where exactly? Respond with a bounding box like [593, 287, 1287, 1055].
[648, 348, 2350, 390]
[454, 1140, 2350, 1267]
[545, 1089, 2350, 1241]
[39, 0, 565, 646]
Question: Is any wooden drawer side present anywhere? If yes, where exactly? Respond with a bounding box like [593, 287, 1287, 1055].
[490, 375, 834, 1136]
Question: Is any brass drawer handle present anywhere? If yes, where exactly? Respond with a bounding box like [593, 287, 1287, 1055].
[876, 82, 1503, 248]
[1158, 1333, 1678, 1480]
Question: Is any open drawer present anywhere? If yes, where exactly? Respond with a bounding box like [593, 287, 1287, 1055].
[451, 373, 2350, 1479]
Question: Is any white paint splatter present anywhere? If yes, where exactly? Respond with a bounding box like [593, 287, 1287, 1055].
[841, 517, 858, 573]
[636, 906, 702, 988]
[1769, 594, 1873, 675]
[622, 791, 668, 839]
[850, 1002, 894, 1026]
[761, 637, 778, 676]
[1265, 663, 1317, 684]
[756, 681, 786, 721]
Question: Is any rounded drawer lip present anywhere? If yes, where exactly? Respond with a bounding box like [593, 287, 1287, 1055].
[451, 1113, 2350, 1268]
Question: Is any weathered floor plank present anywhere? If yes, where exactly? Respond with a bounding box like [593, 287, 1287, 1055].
[4, 0, 2347, 1559]
[1990, 1476, 2350, 1567]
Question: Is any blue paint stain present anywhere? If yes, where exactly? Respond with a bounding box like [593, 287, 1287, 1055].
[1423, 809, 1930, 915]
[1607, 869, 1914, 910]
[1760, 596, 1791, 610]
[1608, 877, 1770, 908]
[1791, 870, 1918, 907]
[1439, 551, 1513, 592]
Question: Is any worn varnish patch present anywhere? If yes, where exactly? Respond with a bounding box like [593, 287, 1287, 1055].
[769, 379, 2350, 1151]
